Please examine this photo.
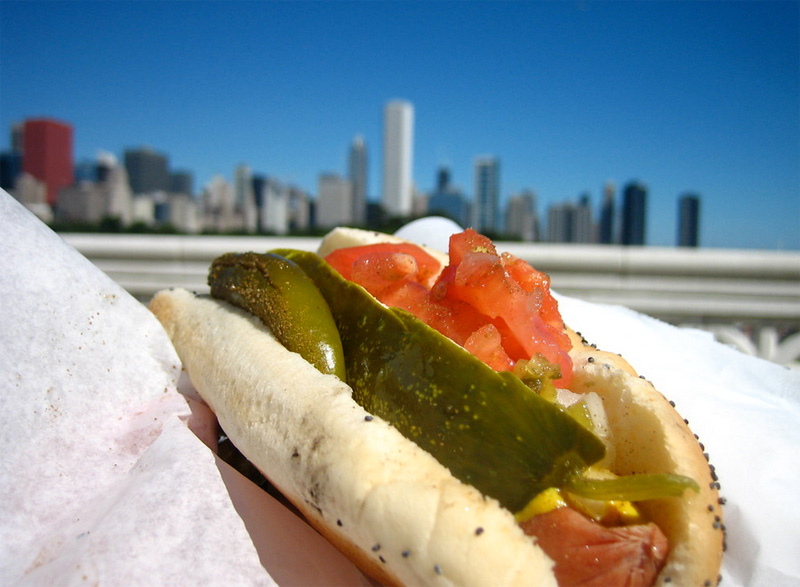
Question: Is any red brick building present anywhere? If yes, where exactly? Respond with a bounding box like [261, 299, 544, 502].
[22, 118, 74, 207]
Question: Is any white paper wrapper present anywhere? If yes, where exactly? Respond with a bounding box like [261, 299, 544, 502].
[2, 197, 798, 586]
[0, 190, 370, 586]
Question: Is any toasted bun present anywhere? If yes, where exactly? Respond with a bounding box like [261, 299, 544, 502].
[149, 227, 723, 586]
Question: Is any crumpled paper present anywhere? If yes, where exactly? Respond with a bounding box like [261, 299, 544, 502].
[0, 190, 370, 585]
[2, 196, 798, 586]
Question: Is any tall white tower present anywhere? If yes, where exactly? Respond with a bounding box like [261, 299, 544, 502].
[382, 100, 414, 216]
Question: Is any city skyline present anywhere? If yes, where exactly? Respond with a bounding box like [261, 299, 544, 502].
[0, 1, 797, 249]
[5, 114, 689, 247]
[0, 108, 730, 247]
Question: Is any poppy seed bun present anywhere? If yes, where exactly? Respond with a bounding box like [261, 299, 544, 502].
[149, 289, 557, 586]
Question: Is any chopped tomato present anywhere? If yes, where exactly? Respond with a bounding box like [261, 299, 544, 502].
[324, 228, 572, 385]
[447, 228, 498, 265]
[326, 243, 442, 288]
[520, 507, 669, 587]
[463, 323, 515, 371]
[502, 252, 562, 328]
[350, 252, 420, 297]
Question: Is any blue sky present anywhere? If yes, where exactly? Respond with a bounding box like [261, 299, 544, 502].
[1, 1, 798, 249]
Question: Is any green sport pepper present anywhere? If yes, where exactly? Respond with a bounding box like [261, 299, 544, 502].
[208, 251, 346, 381]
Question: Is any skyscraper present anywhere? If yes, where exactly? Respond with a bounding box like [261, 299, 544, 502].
[317, 173, 353, 228]
[678, 193, 701, 247]
[348, 135, 368, 225]
[124, 148, 169, 194]
[169, 170, 194, 196]
[473, 156, 500, 234]
[428, 165, 469, 227]
[382, 100, 414, 216]
[621, 181, 647, 246]
[22, 118, 74, 207]
[599, 181, 615, 244]
[0, 152, 22, 191]
[546, 202, 574, 243]
[234, 164, 257, 233]
[437, 166, 451, 193]
[505, 190, 539, 242]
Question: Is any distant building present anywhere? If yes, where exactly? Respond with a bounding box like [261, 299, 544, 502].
[599, 181, 615, 244]
[11, 172, 51, 223]
[412, 185, 428, 217]
[437, 167, 451, 193]
[348, 135, 368, 225]
[546, 194, 595, 243]
[1, 121, 24, 190]
[382, 100, 414, 216]
[201, 175, 236, 232]
[547, 202, 574, 243]
[251, 174, 267, 232]
[573, 193, 595, 243]
[74, 159, 99, 183]
[11, 122, 24, 152]
[287, 186, 312, 231]
[234, 164, 258, 233]
[262, 177, 290, 235]
[124, 147, 169, 194]
[621, 181, 647, 245]
[131, 194, 156, 226]
[473, 156, 500, 234]
[428, 165, 469, 227]
[22, 118, 74, 207]
[169, 170, 194, 196]
[99, 160, 133, 226]
[317, 173, 353, 228]
[57, 158, 133, 226]
[0, 151, 23, 190]
[505, 190, 540, 242]
[250, 175, 290, 235]
[677, 193, 701, 247]
[165, 192, 201, 233]
[428, 191, 469, 227]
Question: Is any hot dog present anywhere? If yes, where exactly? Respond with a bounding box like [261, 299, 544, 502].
[148, 227, 725, 586]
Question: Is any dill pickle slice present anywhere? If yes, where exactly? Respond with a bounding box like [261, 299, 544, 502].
[276, 249, 606, 513]
[208, 252, 346, 380]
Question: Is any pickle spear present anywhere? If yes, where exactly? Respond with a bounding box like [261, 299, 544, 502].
[276, 248, 606, 514]
[208, 252, 346, 380]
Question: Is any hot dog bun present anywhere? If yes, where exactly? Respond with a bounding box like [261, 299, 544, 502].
[149, 288, 557, 586]
[149, 227, 724, 586]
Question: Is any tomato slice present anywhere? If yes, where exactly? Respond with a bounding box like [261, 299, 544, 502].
[324, 229, 573, 385]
